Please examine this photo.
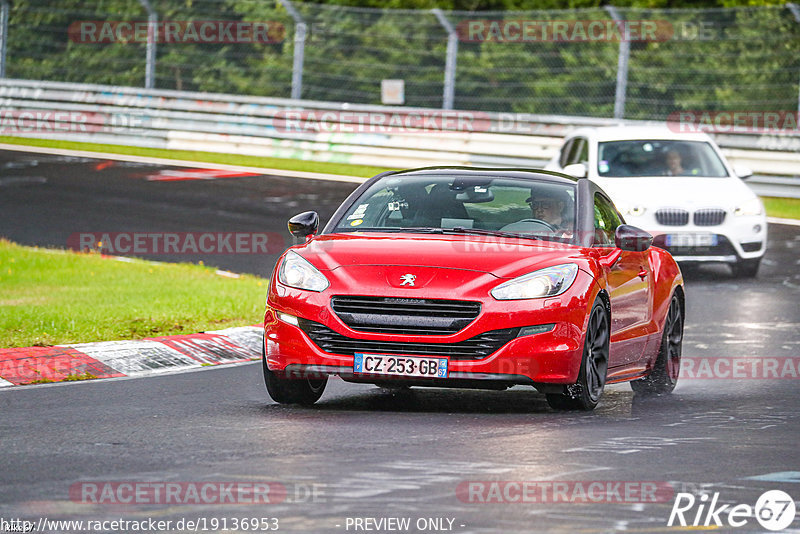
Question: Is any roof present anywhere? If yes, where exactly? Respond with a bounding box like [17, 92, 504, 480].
[569, 125, 715, 143]
[384, 166, 579, 184]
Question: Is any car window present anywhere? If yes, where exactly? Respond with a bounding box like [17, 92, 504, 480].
[559, 139, 574, 168]
[597, 140, 729, 177]
[568, 138, 587, 165]
[593, 193, 622, 246]
[332, 175, 576, 241]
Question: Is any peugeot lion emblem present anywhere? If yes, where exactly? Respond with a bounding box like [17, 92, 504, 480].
[400, 274, 416, 287]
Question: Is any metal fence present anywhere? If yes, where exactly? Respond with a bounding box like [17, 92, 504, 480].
[1, 79, 798, 198]
[2, 1, 800, 120]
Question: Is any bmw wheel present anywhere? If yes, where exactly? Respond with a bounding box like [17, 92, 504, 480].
[262, 341, 327, 405]
[546, 298, 609, 411]
[631, 293, 683, 395]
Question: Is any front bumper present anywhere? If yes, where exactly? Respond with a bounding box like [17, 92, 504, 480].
[625, 214, 766, 263]
[263, 304, 587, 387]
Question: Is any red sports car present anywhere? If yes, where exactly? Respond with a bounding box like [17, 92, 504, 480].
[262, 168, 685, 410]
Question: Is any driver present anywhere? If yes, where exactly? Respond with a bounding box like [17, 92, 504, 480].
[664, 149, 686, 176]
[527, 188, 572, 234]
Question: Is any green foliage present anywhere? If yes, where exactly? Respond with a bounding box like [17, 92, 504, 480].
[0, 239, 269, 348]
[5, 1, 799, 119]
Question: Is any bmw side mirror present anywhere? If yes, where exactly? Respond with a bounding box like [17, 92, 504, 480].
[615, 224, 652, 252]
[288, 211, 319, 238]
[562, 163, 587, 178]
[733, 164, 753, 180]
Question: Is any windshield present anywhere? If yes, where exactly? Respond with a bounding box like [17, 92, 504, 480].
[597, 140, 729, 178]
[332, 174, 576, 241]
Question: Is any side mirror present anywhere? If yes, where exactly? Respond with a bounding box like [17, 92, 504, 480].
[562, 163, 587, 179]
[733, 164, 753, 180]
[615, 224, 652, 252]
[288, 211, 319, 238]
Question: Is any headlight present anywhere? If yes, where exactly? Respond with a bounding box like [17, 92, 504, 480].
[278, 250, 330, 292]
[734, 198, 763, 217]
[491, 264, 579, 300]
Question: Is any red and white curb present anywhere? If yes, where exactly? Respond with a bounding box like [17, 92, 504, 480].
[0, 326, 263, 387]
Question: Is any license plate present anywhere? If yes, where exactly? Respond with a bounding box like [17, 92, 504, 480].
[665, 233, 718, 247]
[354, 353, 449, 378]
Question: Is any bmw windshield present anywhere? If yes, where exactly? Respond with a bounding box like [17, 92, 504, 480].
[331, 174, 576, 242]
[598, 140, 729, 178]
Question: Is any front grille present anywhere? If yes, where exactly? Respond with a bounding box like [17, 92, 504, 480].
[298, 318, 519, 361]
[331, 296, 481, 335]
[655, 208, 690, 226]
[693, 209, 726, 226]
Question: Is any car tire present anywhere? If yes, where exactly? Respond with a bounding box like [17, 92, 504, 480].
[731, 258, 760, 278]
[262, 341, 327, 405]
[546, 298, 609, 411]
[631, 293, 683, 395]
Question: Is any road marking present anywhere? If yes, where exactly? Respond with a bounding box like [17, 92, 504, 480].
[144, 168, 261, 181]
[745, 471, 800, 483]
[0, 326, 263, 388]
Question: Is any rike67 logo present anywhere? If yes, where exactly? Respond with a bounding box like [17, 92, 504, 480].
[668, 490, 796, 531]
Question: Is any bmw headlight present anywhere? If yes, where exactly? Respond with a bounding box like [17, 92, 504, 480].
[491, 264, 579, 300]
[734, 198, 763, 217]
[278, 250, 330, 292]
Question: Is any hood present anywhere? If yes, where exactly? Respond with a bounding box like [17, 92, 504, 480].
[295, 232, 585, 279]
[592, 175, 757, 209]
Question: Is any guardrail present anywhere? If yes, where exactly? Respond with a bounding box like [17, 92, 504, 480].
[1, 79, 798, 197]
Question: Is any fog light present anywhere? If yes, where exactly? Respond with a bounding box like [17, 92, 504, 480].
[518, 324, 555, 337]
[277, 312, 299, 326]
[753, 224, 762, 233]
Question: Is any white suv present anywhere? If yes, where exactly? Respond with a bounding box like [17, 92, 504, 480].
[547, 126, 766, 277]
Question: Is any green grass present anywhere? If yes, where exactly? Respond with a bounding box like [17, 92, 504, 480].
[0, 135, 391, 178]
[762, 197, 800, 220]
[0, 239, 267, 348]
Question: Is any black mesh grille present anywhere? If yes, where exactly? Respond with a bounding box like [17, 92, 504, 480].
[655, 208, 690, 226]
[330, 296, 481, 335]
[693, 209, 726, 226]
[298, 318, 518, 361]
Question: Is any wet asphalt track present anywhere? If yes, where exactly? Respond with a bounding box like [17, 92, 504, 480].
[1, 149, 799, 533]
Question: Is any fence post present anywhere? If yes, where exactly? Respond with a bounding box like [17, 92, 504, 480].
[278, 0, 306, 101]
[788, 3, 800, 116]
[432, 8, 458, 110]
[605, 6, 629, 120]
[0, 0, 9, 78]
[137, 0, 157, 89]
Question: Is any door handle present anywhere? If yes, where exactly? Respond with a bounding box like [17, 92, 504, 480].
[638, 268, 647, 280]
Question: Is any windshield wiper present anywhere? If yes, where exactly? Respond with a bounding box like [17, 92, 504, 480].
[442, 227, 540, 241]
